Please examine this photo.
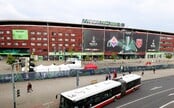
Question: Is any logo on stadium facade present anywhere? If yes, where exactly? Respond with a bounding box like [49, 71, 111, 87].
[136, 39, 142, 48]
[107, 36, 118, 48]
[89, 36, 97, 46]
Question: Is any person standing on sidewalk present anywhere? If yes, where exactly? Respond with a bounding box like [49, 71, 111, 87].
[108, 73, 111, 80]
[153, 68, 156, 74]
[105, 75, 109, 80]
[142, 70, 144, 76]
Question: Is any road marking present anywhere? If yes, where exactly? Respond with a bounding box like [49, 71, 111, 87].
[116, 87, 174, 108]
[168, 93, 174, 96]
[150, 86, 162, 91]
[42, 101, 54, 106]
[159, 100, 174, 108]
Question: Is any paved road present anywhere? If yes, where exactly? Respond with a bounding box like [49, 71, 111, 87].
[0, 68, 174, 108]
[105, 75, 174, 108]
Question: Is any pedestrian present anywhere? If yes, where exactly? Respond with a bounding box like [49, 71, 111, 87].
[153, 68, 156, 74]
[141, 70, 144, 76]
[56, 94, 58, 99]
[108, 73, 111, 80]
[27, 82, 33, 93]
[113, 70, 117, 79]
[105, 75, 108, 80]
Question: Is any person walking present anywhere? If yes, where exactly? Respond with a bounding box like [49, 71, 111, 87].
[113, 70, 117, 79]
[27, 82, 33, 93]
[141, 70, 144, 76]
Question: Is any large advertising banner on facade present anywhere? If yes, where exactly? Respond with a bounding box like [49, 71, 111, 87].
[105, 31, 148, 54]
[132, 32, 147, 52]
[105, 31, 123, 52]
[120, 31, 137, 53]
[147, 34, 160, 52]
[12, 30, 28, 40]
[105, 31, 144, 54]
[83, 29, 104, 52]
[107, 31, 137, 54]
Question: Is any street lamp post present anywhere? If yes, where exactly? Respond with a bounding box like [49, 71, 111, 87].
[76, 70, 79, 88]
[12, 62, 21, 108]
[54, 47, 56, 61]
[12, 63, 16, 108]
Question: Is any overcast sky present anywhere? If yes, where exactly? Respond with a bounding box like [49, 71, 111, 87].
[0, 0, 174, 32]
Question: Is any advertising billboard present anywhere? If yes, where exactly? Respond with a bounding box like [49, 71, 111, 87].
[83, 29, 104, 52]
[105, 31, 144, 54]
[133, 32, 147, 52]
[105, 31, 150, 54]
[147, 34, 160, 52]
[12, 30, 28, 40]
[105, 31, 123, 52]
[120, 31, 137, 53]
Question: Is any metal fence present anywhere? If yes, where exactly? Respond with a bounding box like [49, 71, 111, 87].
[1, 64, 174, 83]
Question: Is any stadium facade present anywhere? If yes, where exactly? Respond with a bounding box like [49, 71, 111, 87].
[0, 20, 174, 60]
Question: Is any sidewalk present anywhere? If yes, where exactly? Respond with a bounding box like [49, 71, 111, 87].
[0, 68, 174, 108]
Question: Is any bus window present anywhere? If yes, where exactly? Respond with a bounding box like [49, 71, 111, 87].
[126, 78, 141, 90]
[112, 86, 121, 95]
[60, 96, 74, 108]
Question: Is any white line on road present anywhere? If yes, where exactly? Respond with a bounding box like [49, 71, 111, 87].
[116, 87, 174, 108]
[159, 100, 174, 108]
[150, 86, 162, 91]
[42, 101, 54, 106]
[168, 93, 174, 96]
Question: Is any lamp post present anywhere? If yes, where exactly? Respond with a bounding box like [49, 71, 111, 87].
[54, 47, 56, 61]
[63, 47, 66, 61]
[12, 62, 21, 108]
[12, 66, 16, 108]
[76, 70, 79, 88]
[12, 63, 17, 108]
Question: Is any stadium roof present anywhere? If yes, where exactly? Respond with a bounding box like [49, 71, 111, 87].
[0, 20, 173, 35]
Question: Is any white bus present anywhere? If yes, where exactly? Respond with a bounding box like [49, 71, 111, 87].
[113, 74, 141, 96]
[59, 74, 141, 108]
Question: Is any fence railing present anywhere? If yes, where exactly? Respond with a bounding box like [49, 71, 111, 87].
[0, 64, 174, 83]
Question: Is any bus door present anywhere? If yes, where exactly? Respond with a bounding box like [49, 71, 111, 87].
[119, 79, 126, 96]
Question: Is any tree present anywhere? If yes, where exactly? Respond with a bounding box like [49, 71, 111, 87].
[69, 47, 74, 58]
[99, 55, 104, 61]
[85, 55, 90, 61]
[6, 54, 16, 68]
[111, 52, 117, 62]
[165, 53, 172, 59]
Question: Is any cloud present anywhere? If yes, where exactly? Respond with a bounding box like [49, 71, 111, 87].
[0, 1, 29, 19]
[0, 0, 174, 32]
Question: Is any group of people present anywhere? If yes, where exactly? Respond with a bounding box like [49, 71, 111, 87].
[106, 67, 156, 79]
[141, 68, 156, 76]
[105, 70, 117, 80]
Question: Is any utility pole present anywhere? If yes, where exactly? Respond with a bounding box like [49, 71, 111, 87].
[76, 70, 79, 88]
[12, 63, 16, 108]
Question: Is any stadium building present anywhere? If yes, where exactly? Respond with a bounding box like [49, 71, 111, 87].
[0, 20, 174, 60]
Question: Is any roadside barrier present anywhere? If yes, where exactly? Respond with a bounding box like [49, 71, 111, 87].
[0, 64, 174, 83]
